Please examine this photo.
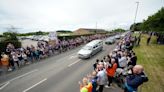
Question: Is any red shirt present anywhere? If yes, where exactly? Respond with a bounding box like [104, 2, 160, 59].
[106, 63, 117, 77]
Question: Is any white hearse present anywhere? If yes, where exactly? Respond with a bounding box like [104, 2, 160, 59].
[78, 39, 103, 59]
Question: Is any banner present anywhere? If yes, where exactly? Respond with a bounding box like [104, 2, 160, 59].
[48, 31, 58, 46]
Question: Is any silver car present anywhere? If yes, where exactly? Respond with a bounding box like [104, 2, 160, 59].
[105, 37, 116, 45]
[78, 39, 103, 59]
[114, 35, 121, 39]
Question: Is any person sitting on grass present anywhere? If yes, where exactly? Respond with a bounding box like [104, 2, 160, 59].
[124, 65, 148, 92]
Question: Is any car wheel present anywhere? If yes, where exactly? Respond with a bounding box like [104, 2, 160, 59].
[89, 53, 93, 58]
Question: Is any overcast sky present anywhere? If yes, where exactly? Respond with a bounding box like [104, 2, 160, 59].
[0, 0, 163, 33]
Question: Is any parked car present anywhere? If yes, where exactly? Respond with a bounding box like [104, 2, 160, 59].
[43, 36, 49, 42]
[32, 35, 42, 41]
[78, 39, 103, 59]
[32, 36, 37, 40]
[114, 35, 121, 39]
[39, 36, 49, 42]
[105, 36, 116, 45]
[26, 36, 33, 40]
[38, 36, 45, 41]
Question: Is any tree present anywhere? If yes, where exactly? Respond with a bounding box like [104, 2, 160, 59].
[112, 28, 126, 33]
[0, 31, 21, 53]
[35, 31, 44, 35]
[56, 30, 73, 33]
[3, 31, 18, 41]
[141, 7, 164, 32]
[130, 22, 142, 31]
[17, 31, 49, 36]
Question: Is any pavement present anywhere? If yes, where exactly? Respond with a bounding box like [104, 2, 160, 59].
[0, 42, 123, 92]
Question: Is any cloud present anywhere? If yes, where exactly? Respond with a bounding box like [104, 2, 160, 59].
[0, 0, 163, 33]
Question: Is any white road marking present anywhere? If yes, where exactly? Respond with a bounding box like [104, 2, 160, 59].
[23, 78, 47, 92]
[69, 55, 77, 59]
[9, 69, 38, 82]
[0, 81, 10, 90]
[68, 59, 81, 67]
[56, 53, 77, 62]
[0, 69, 38, 90]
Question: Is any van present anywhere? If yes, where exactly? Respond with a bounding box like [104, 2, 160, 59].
[78, 39, 103, 59]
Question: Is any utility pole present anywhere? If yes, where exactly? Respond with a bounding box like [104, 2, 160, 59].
[95, 22, 97, 34]
[132, 2, 139, 31]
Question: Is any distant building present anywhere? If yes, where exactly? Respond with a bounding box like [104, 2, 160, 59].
[73, 28, 107, 35]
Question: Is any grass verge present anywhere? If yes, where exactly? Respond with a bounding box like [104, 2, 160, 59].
[133, 34, 164, 92]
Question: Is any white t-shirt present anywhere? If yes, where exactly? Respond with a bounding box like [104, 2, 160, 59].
[22, 53, 27, 60]
[13, 55, 19, 61]
[118, 56, 127, 67]
[97, 69, 107, 85]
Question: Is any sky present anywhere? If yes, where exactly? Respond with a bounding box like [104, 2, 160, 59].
[0, 0, 163, 33]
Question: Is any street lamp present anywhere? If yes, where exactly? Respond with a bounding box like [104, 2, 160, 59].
[132, 1, 139, 32]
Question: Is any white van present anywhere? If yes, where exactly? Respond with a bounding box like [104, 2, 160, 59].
[78, 39, 103, 59]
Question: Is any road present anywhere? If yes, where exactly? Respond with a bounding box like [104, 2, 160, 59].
[0, 42, 123, 92]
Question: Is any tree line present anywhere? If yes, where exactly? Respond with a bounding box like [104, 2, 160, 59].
[130, 7, 164, 32]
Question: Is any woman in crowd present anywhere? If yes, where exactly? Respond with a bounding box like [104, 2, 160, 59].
[105, 58, 117, 88]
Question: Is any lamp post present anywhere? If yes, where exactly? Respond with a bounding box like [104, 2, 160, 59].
[132, 2, 139, 32]
[95, 22, 97, 34]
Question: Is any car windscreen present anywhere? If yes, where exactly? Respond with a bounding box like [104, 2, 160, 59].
[82, 46, 92, 50]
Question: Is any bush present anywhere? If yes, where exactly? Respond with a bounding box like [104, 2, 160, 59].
[0, 40, 21, 53]
[0, 31, 22, 54]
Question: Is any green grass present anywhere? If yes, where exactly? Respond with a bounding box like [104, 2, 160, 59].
[133, 34, 164, 92]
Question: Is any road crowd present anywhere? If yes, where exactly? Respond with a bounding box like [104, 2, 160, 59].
[79, 32, 148, 92]
[0, 32, 149, 92]
[0, 34, 107, 74]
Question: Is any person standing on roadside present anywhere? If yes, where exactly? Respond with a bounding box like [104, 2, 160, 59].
[1, 53, 9, 74]
[79, 77, 92, 92]
[105, 58, 117, 88]
[12, 52, 20, 68]
[8, 54, 15, 71]
[128, 52, 137, 66]
[93, 59, 99, 70]
[97, 62, 107, 92]
[124, 65, 148, 92]
[147, 35, 151, 45]
[147, 32, 152, 45]
[91, 71, 98, 92]
[137, 33, 141, 46]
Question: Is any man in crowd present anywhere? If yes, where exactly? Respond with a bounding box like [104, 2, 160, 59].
[118, 52, 128, 68]
[124, 65, 148, 92]
[147, 33, 152, 45]
[97, 62, 107, 92]
[137, 33, 141, 46]
[128, 52, 137, 66]
[93, 59, 99, 70]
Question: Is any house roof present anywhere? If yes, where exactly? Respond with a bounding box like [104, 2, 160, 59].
[73, 28, 107, 35]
